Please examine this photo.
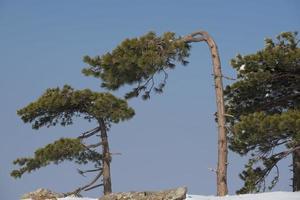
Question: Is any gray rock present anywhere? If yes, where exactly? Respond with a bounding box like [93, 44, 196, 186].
[98, 187, 187, 200]
[21, 188, 64, 200]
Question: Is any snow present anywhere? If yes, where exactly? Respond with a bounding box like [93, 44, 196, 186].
[186, 192, 300, 200]
[59, 198, 96, 200]
[23, 198, 96, 200]
[239, 64, 246, 71]
[22, 191, 300, 200]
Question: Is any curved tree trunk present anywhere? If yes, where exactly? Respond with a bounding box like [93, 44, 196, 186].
[99, 119, 112, 195]
[183, 31, 228, 196]
[293, 146, 300, 191]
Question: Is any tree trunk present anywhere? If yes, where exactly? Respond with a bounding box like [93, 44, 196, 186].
[99, 119, 112, 195]
[206, 34, 228, 197]
[183, 31, 228, 196]
[293, 146, 300, 191]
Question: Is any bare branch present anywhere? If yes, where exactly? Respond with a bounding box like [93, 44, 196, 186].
[77, 168, 102, 176]
[64, 170, 103, 196]
[272, 145, 300, 159]
[222, 75, 236, 80]
[86, 142, 103, 148]
[84, 184, 103, 191]
[78, 127, 100, 139]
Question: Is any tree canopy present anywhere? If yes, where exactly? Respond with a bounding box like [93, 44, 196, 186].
[17, 85, 135, 129]
[224, 32, 300, 193]
[82, 31, 191, 100]
[12, 85, 134, 195]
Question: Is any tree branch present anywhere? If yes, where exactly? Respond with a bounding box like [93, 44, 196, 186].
[84, 183, 103, 191]
[80, 143, 102, 166]
[250, 146, 300, 191]
[272, 145, 300, 159]
[86, 142, 103, 148]
[78, 127, 100, 139]
[182, 31, 209, 43]
[64, 170, 103, 196]
[77, 168, 102, 177]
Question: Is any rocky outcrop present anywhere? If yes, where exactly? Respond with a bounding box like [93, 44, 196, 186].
[98, 187, 187, 200]
[21, 188, 63, 200]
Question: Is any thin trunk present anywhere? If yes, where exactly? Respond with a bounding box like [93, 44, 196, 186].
[207, 34, 228, 196]
[183, 31, 228, 196]
[99, 119, 112, 195]
[293, 146, 300, 191]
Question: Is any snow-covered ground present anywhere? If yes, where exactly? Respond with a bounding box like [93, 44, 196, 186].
[24, 191, 300, 200]
[186, 191, 300, 200]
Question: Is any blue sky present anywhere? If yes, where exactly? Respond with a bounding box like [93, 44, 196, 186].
[0, 0, 299, 199]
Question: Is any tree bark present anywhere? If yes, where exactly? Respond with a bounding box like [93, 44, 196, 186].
[183, 31, 228, 196]
[293, 146, 300, 191]
[99, 119, 112, 195]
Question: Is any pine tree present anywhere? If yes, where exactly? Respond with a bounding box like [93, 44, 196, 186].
[224, 32, 300, 193]
[11, 85, 135, 195]
[82, 30, 229, 196]
[82, 31, 191, 100]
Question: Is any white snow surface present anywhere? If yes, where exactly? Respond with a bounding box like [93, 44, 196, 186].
[186, 191, 300, 200]
[22, 198, 96, 200]
[59, 198, 96, 200]
[22, 191, 300, 200]
[239, 64, 246, 71]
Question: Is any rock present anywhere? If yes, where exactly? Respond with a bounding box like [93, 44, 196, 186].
[98, 187, 187, 200]
[21, 188, 64, 200]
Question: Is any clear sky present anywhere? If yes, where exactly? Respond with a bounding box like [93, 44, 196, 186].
[1, 0, 299, 199]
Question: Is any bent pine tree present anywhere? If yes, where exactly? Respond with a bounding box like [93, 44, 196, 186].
[82, 30, 228, 196]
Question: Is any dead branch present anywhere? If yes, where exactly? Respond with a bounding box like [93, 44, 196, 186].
[64, 170, 103, 196]
[77, 168, 102, 176]
[86, 142, 103, 148]
[84, 183, 103, 191]
[78, 127, 100, 139]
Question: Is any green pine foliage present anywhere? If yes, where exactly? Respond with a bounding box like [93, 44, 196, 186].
[17, 85, 135, 129]
[224, 32, 300, 193]
[11, 138, 100, 178]
[82, 31, 191, 100]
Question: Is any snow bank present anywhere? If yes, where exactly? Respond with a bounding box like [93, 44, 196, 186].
[186, 191, 300, 200]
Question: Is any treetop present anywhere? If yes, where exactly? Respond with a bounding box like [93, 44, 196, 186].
[17, 85, 135, 129]
[225, 31, 300, 118]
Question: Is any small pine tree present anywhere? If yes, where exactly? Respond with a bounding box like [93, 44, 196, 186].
[11, 85, 135, 195]
[224, 32, 300, 193]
